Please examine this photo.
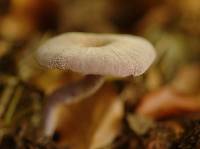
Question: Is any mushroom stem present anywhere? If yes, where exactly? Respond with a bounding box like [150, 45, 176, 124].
[44, 75, 105, 135]
[47, 75, 104, 104]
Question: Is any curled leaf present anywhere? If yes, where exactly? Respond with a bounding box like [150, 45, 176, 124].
[136, 87, 200, 119]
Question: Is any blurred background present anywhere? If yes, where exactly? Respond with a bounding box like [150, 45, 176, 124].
[0, 0, 200, 149]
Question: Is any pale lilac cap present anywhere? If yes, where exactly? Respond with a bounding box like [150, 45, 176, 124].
[37, 32, 156, 77]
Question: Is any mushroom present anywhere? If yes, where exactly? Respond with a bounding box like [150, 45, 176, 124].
[36, 32, 155, 102]
[36, 32, 156, 111]
[37, 32, 156, 77]
[36, 32, 156, 136]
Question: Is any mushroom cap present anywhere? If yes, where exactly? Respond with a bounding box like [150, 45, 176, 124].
[36, 32, 156, 77]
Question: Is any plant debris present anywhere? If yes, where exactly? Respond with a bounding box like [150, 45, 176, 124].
[0, 0, 200, 148]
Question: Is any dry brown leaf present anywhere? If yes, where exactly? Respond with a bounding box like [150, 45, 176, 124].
[90, 97, 123, 149]
[45, 83, 123, 149]
[136, 87, 200, 119]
